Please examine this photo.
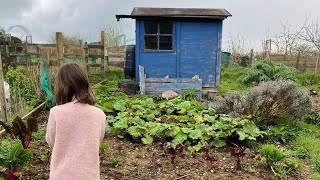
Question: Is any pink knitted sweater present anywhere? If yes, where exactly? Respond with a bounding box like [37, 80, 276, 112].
[46, 100, 106, 180]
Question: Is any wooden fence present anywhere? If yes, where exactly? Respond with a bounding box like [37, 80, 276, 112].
[0, 31, 106, 80]
[270, 54, 320, 73]
[107, 46, 125, 68]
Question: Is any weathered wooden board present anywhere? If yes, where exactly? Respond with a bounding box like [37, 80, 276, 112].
[146, 78, 201, 83]
[139, 65, 146, 95]
[145, 79, 202, 99]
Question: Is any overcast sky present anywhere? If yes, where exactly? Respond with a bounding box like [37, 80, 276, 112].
[1, 0, 320, 49]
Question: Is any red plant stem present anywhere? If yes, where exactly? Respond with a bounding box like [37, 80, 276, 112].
[236, 158, 242, 170]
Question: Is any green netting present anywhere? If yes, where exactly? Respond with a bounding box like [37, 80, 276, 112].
[17, 56, 39, 63]
[40, 61, 54, 102]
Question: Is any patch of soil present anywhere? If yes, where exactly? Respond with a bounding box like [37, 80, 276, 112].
[312, 95, 320, 107]
[20, 113, 311, 180]
[98, 135, 310, 180]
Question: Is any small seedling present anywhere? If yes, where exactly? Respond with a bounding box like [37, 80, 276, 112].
[100, 143, 109, 151]
[160, 143, 185, 164]
[192, 152, 198, 164]
[117, 144, 123, 155]
[146, 147, 157, 163]
[201, 143, 218, 169]
[108, 156, 123, 167]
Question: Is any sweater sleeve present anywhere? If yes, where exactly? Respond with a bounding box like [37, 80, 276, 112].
[100, 115, 106, 143]
[46, 110, 56, 148]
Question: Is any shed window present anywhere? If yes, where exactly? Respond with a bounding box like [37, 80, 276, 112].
[144, 21, 173, 50]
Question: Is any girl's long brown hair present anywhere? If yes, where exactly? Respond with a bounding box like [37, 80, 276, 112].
[55, 63, 95, 105]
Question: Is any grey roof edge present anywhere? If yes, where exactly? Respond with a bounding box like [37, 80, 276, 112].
[116, 7, 232, 21]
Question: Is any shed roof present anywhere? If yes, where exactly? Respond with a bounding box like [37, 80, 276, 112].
[116, 7, 232, 21]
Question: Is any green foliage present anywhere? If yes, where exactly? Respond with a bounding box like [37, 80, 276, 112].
[260, 144, 286, 164]
[260, 144, 300, 176]
[291, 123, 320, 173]
[108, 156, 123, 166]
[0, 139, 32, 172]
[99, 143, 109, 151]
[306, 108, 320, 125]
[217, 67, 247, 93]
[5, 67, 45, 111]
[32, 128, 45, 140]
[102, 94, 264, 149]
[266, 119, 298, 143]
[181, 87, 199, 100]
[240, 60, 297, 86]
[5, 67, 35, 101]
[295, 71, 320, 91]
[274, 158, 301, 176]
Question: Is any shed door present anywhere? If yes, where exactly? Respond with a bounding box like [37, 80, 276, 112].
[179, 22, 219, 87]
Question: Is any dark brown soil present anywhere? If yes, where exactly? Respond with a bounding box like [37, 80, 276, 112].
[20, 113, 311, 180]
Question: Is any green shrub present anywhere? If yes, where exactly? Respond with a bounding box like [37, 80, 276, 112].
[240, 60, 297, 86]
[215, 80, 312, 125]
[260, 144, 286, 164]
[260, 144, 300, 176]
[266, 119, 298, 143]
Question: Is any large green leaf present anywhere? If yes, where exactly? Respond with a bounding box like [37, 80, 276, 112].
[113, 118, 128, 129]
[145, 113, 155, 121]
[114, 100, 126, 112]
[147, 123, 168, 136]
[142, 135, 154, 144]
[166, 125, 180, 137]
[7, 144, 32, 169]
[237, 121, 264, 141]
[171, 132, 188, 147]
[189, 129, 203, 140]
[212, 139, 226, 148]
[128, 126, 144, 138]
[192, 143, 202, 152]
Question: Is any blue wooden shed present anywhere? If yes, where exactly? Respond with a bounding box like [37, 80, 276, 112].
[117, 7, 231, 94]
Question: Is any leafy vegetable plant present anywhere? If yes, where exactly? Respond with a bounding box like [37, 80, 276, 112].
[0, 116, 38, 149]
[12, 117, 38, 149]
[259, 144, 300, 176]
[0, 140, 32, 180]
[160, 144, 185, 164]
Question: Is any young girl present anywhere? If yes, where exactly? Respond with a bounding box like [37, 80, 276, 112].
[46, 63, 106, 180]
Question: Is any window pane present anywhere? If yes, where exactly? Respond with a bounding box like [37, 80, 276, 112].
[144, 21, 158, 34]
[145, 35, 158, 50]
[159, 36, 172, 50]
[160, 22, 173, 34]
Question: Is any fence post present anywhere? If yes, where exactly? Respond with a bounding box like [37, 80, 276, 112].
[249, 49, 254, 65]
[100, 31, 105, 78]
[295, 51, 301, 69]
[0, 53, 8, 122]
[315, 53, 320, 74]
[56, 32, 64, 66]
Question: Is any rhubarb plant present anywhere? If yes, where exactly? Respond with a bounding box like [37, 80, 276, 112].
[0, 140, 32, 180]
